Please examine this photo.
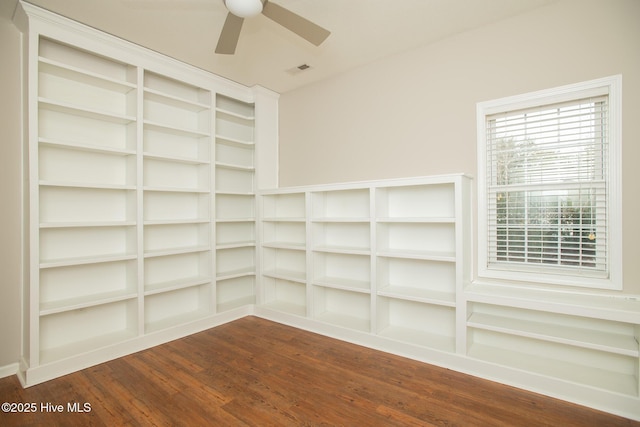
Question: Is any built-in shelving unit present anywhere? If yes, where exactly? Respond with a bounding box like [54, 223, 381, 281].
[374, 183, 459, 351]
[214, 95, 256, 312]
[18, 2, 277, 388]
[142, 70, 214, 333]
[465, 285, 640, 398]
[311, 188, 372, 331]
[259, 192, 307, 316]
[258, 175, 471, 347]
[36, 37, 140, 364]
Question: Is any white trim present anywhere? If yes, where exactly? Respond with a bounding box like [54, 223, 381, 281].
[253, 306, 640, 422]
[476, 75, 623, 291]
[19, 306, 252, 387]
[0, 363, 19, 379]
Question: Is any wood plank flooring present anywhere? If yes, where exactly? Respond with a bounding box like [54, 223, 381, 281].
[0, 316, 637, 426]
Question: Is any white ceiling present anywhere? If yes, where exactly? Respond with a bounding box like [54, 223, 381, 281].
[5, 0, 554, 93]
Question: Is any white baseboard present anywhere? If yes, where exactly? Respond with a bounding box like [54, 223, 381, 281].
[13, 305, 640, 422]
[20, 306, 252, 388]
[253, 306, 640, 422]
[0, 362, 18, 379]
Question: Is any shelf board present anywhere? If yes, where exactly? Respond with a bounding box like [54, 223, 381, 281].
[216, 267, 255, 281]
[216, 106, 255, 121]
[377, 250, 456, 262]
[144, 152, 210, 165]
[144, 218, 209, 225]
[40, 253, 137, 269]
[40, 180, 136, 191]
[465, 284, 640, 323]
[313, 245, 371, 256]
[215, 218, 256, 223]
[39, 56, 136, 93]
[144, 245, 210, 258]
[216, 241, 256, 250]
[215, 161, 255, 172]
[262, 241, 306, 251]
[39, 97, 135, 124]
[468, 343, 639, 396]
[215, 190, 254, 196]
[143, 186, 210, 194]
[261, 217, 306, 223]
[144, 276, 212, 296]
[144, 120, 210, 138]
[262, 268, 306, 283]
[312, 277, 370, 293]
[311, 217, 370, 223]
[40, 328, 138, 365]
[377, 325, 456, 353]
[376, 217, 456, 223]
[144, 87, 210, 112]
[468, 312, 639, 357]
[378, 286, 456, 307]
[215, 134, 254, 147]
[40, 220, 136, 229]
[39, 137, 135, 156]
[39, 290, 138, 316]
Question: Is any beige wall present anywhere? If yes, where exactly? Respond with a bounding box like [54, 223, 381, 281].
[0, 13, 24, 368]
[279, 0, 640, 294]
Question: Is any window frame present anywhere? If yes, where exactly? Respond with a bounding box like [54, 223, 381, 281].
[476, 75, 622, 290]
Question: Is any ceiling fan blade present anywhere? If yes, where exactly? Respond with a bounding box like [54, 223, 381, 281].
[215, 12, 244, 54]
[261, 1, 330, 46]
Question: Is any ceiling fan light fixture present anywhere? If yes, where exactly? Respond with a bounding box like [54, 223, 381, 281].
[224, 0, 263, 18]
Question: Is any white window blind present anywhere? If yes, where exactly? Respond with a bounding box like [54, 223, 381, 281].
[485, 96, 609, 278]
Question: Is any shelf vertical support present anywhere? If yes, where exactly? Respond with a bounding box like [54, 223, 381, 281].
[252, 85, 279, 191]
[135, 66, 145, 336]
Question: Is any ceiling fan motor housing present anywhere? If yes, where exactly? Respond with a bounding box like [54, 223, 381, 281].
[224, 0, 264, 18]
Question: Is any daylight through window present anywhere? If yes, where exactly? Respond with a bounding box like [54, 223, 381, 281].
[477, 76, 621, 289]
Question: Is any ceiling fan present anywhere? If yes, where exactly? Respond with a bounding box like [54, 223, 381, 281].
[216, 0, 330, 54]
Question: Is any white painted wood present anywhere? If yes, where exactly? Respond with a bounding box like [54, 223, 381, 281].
[214, 94, 257, 313]
[17, 1, 274, 387]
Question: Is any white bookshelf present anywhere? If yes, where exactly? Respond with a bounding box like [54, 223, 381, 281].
[313, 286, 372, 333]
[310, 188, 372, 328]
[258, 175, 471, 349]
[377, 297, 456, 352]
[374, 182, 461, 350]
[258, 191, 307, 315]
[34, 37, 140, 365]
[141, 70, 214, 332]
[145, 283, 212, 332]
[465, 288, 640, 398]
[19, 3, 277, 386]
[214, 95, 256, 311]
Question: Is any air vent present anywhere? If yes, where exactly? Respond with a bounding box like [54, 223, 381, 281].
[286, 64, 312, 75]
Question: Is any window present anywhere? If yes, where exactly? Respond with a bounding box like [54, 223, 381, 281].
[477, 76, 622, 290]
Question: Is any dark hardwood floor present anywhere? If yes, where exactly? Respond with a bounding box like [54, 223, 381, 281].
[0, 316, 637, 426]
